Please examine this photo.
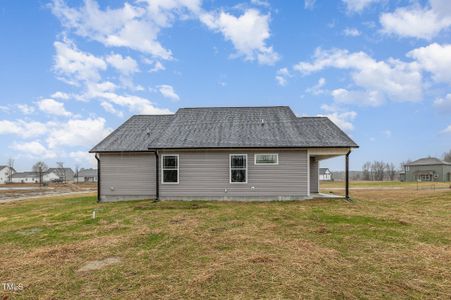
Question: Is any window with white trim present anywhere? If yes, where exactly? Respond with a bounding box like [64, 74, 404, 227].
[255, 153, 278, 165]
[162, 155, 179, 184]
[230, 154, 247, 183]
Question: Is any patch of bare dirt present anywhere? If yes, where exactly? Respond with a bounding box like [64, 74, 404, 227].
[78, 257, 121, 272]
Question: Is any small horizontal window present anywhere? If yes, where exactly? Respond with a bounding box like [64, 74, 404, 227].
[255, 154, 278, 165]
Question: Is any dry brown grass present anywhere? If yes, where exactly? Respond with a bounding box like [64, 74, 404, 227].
[0, 188, 450, 299]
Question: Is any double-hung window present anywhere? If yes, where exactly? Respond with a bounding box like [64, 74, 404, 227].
[230, 154, 247, 183]
[162, 155, 179, 184]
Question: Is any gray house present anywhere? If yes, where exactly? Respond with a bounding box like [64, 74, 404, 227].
[402, 157, 451, 182]
[75, 168, 98, 182]
[90, 106, 358, 202]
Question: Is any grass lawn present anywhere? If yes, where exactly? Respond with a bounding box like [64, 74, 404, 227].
[1, 189, 450, 299]
[321, 180, 451, 189]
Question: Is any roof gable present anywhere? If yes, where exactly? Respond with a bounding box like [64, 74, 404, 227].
[407, 157, 450, 166]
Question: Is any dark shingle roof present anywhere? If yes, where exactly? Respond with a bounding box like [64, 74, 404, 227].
[90, 106, 358, 152]
[90, 115, 174, 152]
[77, 168, 97, 177]
[12, 172, 38, 178]
[319, 168, 331, 175]
[406, 157, 450, 166]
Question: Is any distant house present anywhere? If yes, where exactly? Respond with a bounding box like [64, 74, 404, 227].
[402, 157, 451, 182]
[11, 172, 38, 183]
[75, 168, 97, 182]
[11, 171, 60, 183]
[0, 166, 15, 184]
[47, 168, 75, 182]
[319, 168, 333, 181]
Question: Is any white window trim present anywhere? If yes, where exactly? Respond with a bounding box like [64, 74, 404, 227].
[254, 153, 279, 165]
[161, 154, 179, 184]
[229, 154, 248, 184]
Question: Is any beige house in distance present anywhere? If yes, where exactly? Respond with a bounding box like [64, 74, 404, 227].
[90, 106, 358, 202]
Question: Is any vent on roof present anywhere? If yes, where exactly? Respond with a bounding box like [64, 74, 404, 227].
[261, 119, 265, 126]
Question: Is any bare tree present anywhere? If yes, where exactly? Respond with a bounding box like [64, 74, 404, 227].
[443, 150, 451, 163]
[371, 161, 386, 181]
[7, 158, 14, 183]
[32, 161, 48, 186]
[75, 164, 79, 184]
[362, 161, 371, 181]
[386, 163, 396, 181]
[56, 162, 66, 183]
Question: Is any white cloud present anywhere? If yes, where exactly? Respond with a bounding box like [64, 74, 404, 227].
[54, 38, 107, 85]
[304, 0, 316, 10]
[157, 84, 180, 101]
[17, 104, 35, 115]
[0, 120, 48, 138]
[275, 68, 291, 86]
[50, 0, 202, 60]
[441, 125, 451, 134]
[101, 101, 124, 117]
[306, 77, 326, 95]
[319, 103, 357, 132]
[343, 27, 361, 37]
[106, 53, 139, 76]
[380, 0, 451, 40]
[331, 88, 384, 107]
[11, 141, 57, 159]
[343, 0, 379, 13]
[407, 43, 451, 84]
[149, 61, 165, 73]
[47, 117, 111, 148]
[321, 111, 357, 132]
[251, 0, 270, 8]
[434, 94, 451, 112]
[51, 91, 70, 100]
[38, 98, 72, 117]
[294, 48, 423, 104]
[201, 9, 279, 65]
[69, 151, 96, 167]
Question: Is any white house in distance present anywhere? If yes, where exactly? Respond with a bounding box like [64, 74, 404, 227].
[319, 168, 333, 181]
[0, 166, 15, 184]
[11, 170, 60, 184]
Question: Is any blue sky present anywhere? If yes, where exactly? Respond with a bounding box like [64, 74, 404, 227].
[0, 0, 450, 171]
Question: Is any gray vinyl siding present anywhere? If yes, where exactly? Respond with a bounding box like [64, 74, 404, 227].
[405, 164, 451, 182]
[309, 157, 319, 193]
[159, 150, 308, 199]
[100, 153, 156, 201]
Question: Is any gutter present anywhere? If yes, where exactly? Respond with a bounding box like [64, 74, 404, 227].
[95, 153, 101, 203]
[155, 150, 160, 201]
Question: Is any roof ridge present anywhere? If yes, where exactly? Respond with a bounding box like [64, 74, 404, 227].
[179, 106, 290, 110]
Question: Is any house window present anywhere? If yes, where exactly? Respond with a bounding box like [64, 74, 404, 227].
[405, 166, 410, 171]
[230, 154, 247, 183]
[419, 174, 431, 181]
[255, 153, 278, 165]
[162, 155, 179, 184]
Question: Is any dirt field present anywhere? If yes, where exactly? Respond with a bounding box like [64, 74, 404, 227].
[0, 186, 450, 299]
[0, 183, 96, 201]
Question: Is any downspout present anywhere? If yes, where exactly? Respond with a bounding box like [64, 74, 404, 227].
[95, 153, 101, 203]
[345, 150, 351, 200]
[155, 150, 160, 201]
